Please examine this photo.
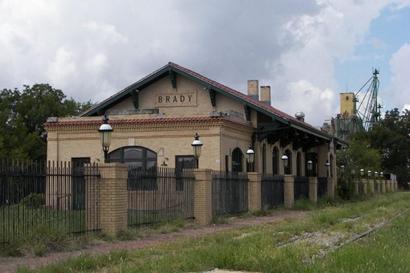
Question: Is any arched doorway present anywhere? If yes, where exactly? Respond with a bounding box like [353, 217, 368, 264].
[272, 147, 279, 175]
[296, 152, 302, 176]
[232, 148, 243, 173]
[284, 149, 292, 175]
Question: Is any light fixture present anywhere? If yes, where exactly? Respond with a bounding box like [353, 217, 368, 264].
[368, 170, 372, 177]
[246, 145, 255, 172]
[374, 171, 378, 177]
[360, 168, 365, 176]
[191, 133, 203, 167]
[307, 160, 313, 176]
[380, 171, 384, 178]
[281, 154, 289, 174]
[98, 114, 113, 163]
[325, 160, 331, 177]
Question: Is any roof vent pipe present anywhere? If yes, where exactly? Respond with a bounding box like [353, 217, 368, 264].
[295, 112, 305, 122]
[247, 80, 259, 100]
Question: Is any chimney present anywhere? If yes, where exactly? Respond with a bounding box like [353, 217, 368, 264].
[247, 80, 259, 100]
[260, 86, 271, 105]
[295, 112, 305, 122]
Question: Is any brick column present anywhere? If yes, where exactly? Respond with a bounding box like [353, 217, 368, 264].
[284, 175, 294, 208]
[353, 179, 359, 195]
[386, 180, 390, 192]
[327, 176, 335, 199]
[374, 180, 379, 193]
[381, 179, 386, 193]
[193, 169, 213, 225]
[368, 179, 375, 194]
[361, 179, 368, 195]
[247, 172, 261, 211]
[308, 177, 318, 203]
[98, 163, 128, 236]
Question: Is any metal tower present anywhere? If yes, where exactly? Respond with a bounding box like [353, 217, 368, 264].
[356, 69, 381, 130]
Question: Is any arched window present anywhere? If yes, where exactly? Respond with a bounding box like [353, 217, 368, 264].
[232, 148, 243, 173]
[262, 144, 266, 174]
[284, 149, 292, 175]
[272, 147, 279, 175]
[108, 146, 157, 190]
[108, 146, 157, 170]
[296, 152, 302, 176]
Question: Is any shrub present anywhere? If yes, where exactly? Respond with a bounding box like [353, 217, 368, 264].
[20, 193, 45, 208]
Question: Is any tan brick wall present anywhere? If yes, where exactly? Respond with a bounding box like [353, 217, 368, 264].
[284, 175, 294, 208]
[99, 163, 128, 235]
[247, 172, 261, 211]
[193, 169, 213, 225]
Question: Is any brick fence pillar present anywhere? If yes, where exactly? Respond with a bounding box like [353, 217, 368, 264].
[386, 180, 391, 192]
[308, 177, 318, 203]
[247, 172, 261, 211]
[368, 179, 375, 194]
[284, 175, 294, 209]
[193, 169, 213, 225]
[99, 163, 128, 236]
[374, 180, 380, 193]
[361, 179, 368, 195]
[381, 179, 386, 193]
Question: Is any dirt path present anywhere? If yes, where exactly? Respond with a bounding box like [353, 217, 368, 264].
[0, 210, 306, 273]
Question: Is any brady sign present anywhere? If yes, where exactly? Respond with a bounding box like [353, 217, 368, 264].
[155, 92, 197, 107]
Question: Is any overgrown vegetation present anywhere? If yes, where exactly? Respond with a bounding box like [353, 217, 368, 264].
[19, 192, 410, 273]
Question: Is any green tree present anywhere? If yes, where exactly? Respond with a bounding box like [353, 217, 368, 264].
[0, 84, 93, 161]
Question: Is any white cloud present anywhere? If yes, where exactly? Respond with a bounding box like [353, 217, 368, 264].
[389, 43, 410, 110]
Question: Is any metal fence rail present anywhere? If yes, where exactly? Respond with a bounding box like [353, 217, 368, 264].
[317, 177, 328, 198]
[261, 175, 284, 210]
[127, 167, 194, 226]
[294, 176, 309, 200]
[0, 160, 100, 244]
[212, 171, 248, 216]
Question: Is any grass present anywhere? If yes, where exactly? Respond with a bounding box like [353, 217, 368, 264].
[18, 192, 410, 273]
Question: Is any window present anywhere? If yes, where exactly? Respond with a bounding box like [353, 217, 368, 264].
[272, 147, 279, 175]
[232, 148, 243, 173]
[108, 146, 157, 190]
[175, 156, 196, 191]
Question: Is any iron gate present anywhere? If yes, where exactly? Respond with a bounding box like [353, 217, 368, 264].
[261, 175, 284, 210]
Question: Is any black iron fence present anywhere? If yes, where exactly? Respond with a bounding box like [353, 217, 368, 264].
[0, 160, 100, 244]
[317, 177, 328, 198]
[212, 171, 248, 216]
[261, 175, 284, 210]
[127, 166, 195, 226]
[294, 176, 309, 200]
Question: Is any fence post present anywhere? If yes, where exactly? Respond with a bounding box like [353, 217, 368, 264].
[247, 172, 261, 211]
[353, 178, 359, 195]
[361, 179, 368, 195]
[381, 179, 386, 193]
[284, 175, 294, 208]
[99, 163, 128, 236]
[193, 169, 213, 225]
[368, 179, 375, 194]
[308, 177, 318, 203]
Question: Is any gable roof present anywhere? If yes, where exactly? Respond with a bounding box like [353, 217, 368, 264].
[81, 62, 330, 140]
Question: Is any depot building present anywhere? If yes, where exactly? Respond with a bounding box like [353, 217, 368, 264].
[45, 62, 341, 180]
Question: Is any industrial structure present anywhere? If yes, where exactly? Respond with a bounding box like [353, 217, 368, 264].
[323, 69, 381, 141]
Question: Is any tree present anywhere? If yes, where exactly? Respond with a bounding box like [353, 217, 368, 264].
[0, 84, 93, 161]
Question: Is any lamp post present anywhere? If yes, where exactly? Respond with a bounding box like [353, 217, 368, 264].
[325, 160, 330, 177]
[360, 168, 365, 177]
[191, 133, 203, 168]
[246, 145, 255, 172]
[374, 171, 378, 179]
[368, 170, 372, 178]
[307, 160, 313, 177]
[98, 114, 113, 163]
[380, 171, 384, 178]
[281, 154, 289, 174]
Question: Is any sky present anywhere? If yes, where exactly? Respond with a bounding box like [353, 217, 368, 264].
[1, 0, 410, 126]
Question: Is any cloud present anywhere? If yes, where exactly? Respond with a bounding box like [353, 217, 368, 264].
[389, 43, 410, 110]
[0, 0, 410, 125]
